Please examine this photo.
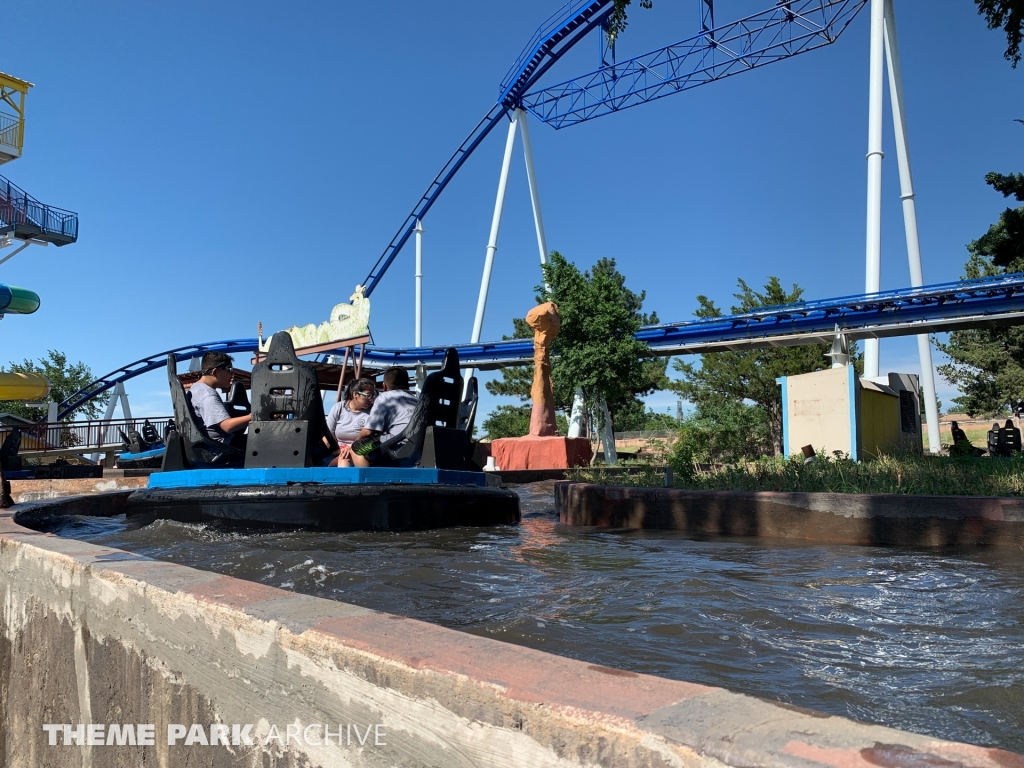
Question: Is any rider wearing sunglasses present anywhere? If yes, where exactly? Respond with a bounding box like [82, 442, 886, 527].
[326, 377, 377, 467]
[190, 351, 252, 443]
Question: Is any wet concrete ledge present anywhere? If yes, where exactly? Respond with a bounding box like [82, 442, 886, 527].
[2, 494, 1022, 767]
[9, 475, 148, 504]
[556, 482, 1024, 547]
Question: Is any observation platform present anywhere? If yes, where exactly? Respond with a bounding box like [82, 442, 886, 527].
[0, 72, 30, 166]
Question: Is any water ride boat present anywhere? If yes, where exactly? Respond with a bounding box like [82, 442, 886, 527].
[116, 419, 169, 469]
[125, 331, 520, 531]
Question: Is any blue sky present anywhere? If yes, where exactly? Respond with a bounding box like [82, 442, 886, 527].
[1, 0, 1021, 420]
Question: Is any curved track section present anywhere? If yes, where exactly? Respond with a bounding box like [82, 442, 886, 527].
[57, 339, 259, 421]
[60, 274, 1024, 419]
[360, 0, 615, 297]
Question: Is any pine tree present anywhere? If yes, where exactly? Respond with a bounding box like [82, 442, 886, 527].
[670, 277, 858, 456]
[936, 161, 1024, 416]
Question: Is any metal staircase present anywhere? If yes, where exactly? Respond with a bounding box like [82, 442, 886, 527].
[0, 172, 78, 246]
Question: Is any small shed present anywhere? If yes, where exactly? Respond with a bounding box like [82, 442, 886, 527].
[778, 367, 922, 460]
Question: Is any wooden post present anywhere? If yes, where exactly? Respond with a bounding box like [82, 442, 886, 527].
[355, 344, 366, 380]
[337, 346, 351, 398]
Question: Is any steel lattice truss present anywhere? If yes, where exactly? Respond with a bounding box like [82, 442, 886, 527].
[522, 0, 868, 128]
[361, 0, 871, 294]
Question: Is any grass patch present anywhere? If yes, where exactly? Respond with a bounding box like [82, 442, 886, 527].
[568, 452, 1024, 497]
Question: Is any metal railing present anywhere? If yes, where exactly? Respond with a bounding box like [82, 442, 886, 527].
[500, 0, 607, 97]
[0, 172, 79, 241]
[613, 430, 676, 440]
[0, 112, 19, 149]
[0, 417, 173, 455]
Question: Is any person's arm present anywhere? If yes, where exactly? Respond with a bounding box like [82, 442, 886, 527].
[326, 403, 339, 436]
[356, 427, 376, 440]
[217, 413, 251, 434]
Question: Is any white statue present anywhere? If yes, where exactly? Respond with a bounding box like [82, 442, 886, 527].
[260, 285, 371, 352]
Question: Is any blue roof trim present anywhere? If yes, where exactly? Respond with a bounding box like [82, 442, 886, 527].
[148, 467, 489, 489]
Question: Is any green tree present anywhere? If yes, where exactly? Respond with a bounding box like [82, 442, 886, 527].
[612, 399, 679, 432]
[481, 404, 569, 440]
[485, 253, 665, 431]
[670, 400, 772, 470]
[936, 165, 1024, 415]
[607, 0, 653, 44]
[0, 350, 108, 422]
[669, 277, 855, 456]
[484, 318, 535, 402]
[975, 0, 1024, 67]
[538, 252, 662, 428]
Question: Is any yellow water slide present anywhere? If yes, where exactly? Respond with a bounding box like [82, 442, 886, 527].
[0, 372, 49, 401]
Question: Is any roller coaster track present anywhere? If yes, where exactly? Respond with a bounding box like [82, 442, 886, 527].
[360, 0, 615, 297]
[58, 274, 1024, 420]
[361, 0, 867, 296]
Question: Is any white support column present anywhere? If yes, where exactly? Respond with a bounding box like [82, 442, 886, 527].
[414, 219, 424, 347]
[92, 382, 123, 462]
[600, 398, 618, 466]
[119, 383, 132, 421]
[863, 0, 886, 380]
[567, 388, 586, 438]
[466, 113, 519, 385]
[884, 0, 940, 453]
[517, 108, 548, 267]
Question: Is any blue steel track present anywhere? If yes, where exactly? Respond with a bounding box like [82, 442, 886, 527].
[361, 0, 867, 297]
[58, 274, 1024, 419]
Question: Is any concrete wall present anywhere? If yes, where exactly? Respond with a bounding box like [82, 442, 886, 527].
[3, 493, 1022, 766]
[783, 367, 856, 459]
[556, 482, 1024, 548]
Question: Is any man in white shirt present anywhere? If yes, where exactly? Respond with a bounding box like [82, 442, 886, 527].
[351, 367, 418, 467]
[189, 352, 251, 444]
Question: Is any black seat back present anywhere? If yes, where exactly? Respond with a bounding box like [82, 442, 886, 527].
[0, 428, 21, 471]
[246, 331, 334, 468]
[162, 354, 243, 471]
[381, 348, 467, 468]
[1000, 425, 1022, 454]
[126, 428, 146, 454]
[459, 376, 479, 436]
[142, 419, 163, 447]
[225, 381, 251, 418]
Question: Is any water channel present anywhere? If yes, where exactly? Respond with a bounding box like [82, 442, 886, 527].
[37, 482, 1024, 753]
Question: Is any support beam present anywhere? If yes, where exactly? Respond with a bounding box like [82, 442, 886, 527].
[517, 109, 548, 267]
[883, 0, 940, 453]
[600, 399, 617, 466]
[467, 113, 519, 386]
[414, 219, 424, 347]
[863, 0, 886, 380]
[568, 388, 586, 438]
[0, 239, 32, 268]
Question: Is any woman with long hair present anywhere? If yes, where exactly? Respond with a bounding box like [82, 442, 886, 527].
[326, 377, 376, 467]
